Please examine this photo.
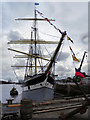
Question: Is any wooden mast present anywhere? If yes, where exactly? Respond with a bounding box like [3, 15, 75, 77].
[34, 7, 37, 74]
[30, 31, 33, 76]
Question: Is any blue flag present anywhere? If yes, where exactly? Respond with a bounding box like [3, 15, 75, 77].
[35, 3, 39, 5]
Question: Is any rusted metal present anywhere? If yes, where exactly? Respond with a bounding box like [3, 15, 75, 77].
[33, 97, 84, 107]
[59, 100, 90, 119]
[73, 78, 89, 102]
[59, 78, 90, 119]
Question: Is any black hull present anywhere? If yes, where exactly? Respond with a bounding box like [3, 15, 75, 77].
[24, 73, 54, 86]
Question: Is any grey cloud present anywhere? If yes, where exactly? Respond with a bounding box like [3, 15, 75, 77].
[50, 51, 69, 62]
[81, 34, 88, 44]
[56, 65, 71, 73]
[56, 65, 73, 78]
[13, 59, 26, 70]
[2, 59, 24, 81]
[2, 2, 33, 30]
[56, 52, 69, 62]
[2, 63, 15, 81]
[81, 64, 88, 75]
[1, 32, 24, 81]
[7, 30, 23, 40]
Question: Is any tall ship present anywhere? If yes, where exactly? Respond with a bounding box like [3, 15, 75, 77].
[8, 5, 66, 102]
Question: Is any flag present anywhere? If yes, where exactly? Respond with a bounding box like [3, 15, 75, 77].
[72, 55, 80, 62]
[45, 18, 50, 22]
[36, 9, 63, 34]
[67, 35, 73, 43]
[69, 46, 75, 56]
[35, 3, 39, 5]
[69, 46, 80, 62]
[75, 68, 85, 78]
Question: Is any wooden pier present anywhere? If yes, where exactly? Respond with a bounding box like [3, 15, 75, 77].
[0, 96, 89, 119]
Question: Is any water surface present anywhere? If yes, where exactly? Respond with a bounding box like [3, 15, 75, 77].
[0, 84, 22, 103]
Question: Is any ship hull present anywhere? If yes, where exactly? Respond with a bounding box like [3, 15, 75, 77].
[22, 73, 54, 102]
[22, 87, 54, 102]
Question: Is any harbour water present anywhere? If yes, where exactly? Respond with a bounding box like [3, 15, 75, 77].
[0, 84, 22, 103]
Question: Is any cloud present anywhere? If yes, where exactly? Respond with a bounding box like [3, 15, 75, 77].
[1, 33, 22, 81]
[56, 65, 70, 72]
[56, 52, 69, 62]
[55, 64, 73, 78]
[81, 64, 88, 75]
[7, 30, 23, 40]
[13, 59, 26, 69]
[81, 34, 88, 44]
[1, 2, 88, 81]
[2, 2, 33, 31]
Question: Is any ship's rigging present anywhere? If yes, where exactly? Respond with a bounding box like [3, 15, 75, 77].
[8, 7, 61, 80]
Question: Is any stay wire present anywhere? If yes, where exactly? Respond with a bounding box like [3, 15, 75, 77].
[36, 23, 45, 72]
[8, 45, 20, 81]
[39, 31, 60, 38]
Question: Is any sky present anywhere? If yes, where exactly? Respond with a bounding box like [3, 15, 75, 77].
[0, 0, 89, 82]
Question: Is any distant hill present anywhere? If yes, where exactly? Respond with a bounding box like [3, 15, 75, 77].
[0, 80, 13, 84]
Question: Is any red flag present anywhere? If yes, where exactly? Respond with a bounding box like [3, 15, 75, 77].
[45, 18, 50, 22]
[75, 68, 85, 78]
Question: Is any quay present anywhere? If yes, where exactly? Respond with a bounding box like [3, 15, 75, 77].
[0, 96, 89, 120]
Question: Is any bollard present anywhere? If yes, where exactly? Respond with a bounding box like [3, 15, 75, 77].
[6, 98, 14, 105]
[20, 99, 32, 120]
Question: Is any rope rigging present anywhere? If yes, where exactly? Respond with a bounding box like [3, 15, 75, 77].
[8, 7, 88, 81]
[39, 31, 60, 38]
[36, 24, 44, 73]
[36, 10, 62, 34]
[8, 45, 21, 81]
